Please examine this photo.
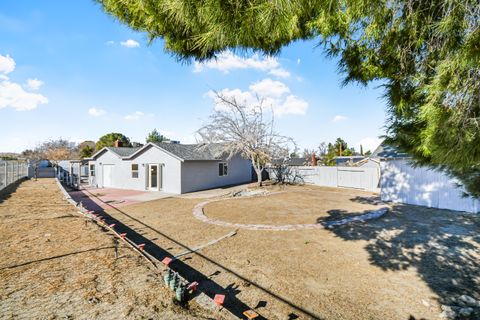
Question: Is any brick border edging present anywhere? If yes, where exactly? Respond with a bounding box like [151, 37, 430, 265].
[193, 196, 389, 231]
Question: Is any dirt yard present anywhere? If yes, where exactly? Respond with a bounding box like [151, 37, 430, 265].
[0, 179, 217, 320]
[205, 186, 381, 225]
[75, 183, 480, 320]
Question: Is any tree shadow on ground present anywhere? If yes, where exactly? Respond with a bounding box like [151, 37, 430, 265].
[316, 209, 376, 223]
[349, 195, 383, 205]
[324, 203, 480, 306]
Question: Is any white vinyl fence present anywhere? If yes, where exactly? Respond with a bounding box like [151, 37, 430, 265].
[0, 160, 29, 192]
[269, 166, 381, 192]
[381, 159, 479, 213]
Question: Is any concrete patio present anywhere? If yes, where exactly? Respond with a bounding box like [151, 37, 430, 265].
[69, 186, 175, 209]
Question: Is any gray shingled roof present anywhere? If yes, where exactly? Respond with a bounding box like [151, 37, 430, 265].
[370, 141, 410, 159]
[152, 142, 225, 161]
[107, 147, 142, 157]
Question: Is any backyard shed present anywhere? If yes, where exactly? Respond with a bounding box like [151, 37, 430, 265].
[87, 142, 252, 194]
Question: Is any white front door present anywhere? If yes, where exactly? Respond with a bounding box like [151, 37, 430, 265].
[103, 164, 114, 187]
[148, 164, 161, 191]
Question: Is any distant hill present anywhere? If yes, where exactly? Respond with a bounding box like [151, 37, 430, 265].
[0, 152, 21, 160]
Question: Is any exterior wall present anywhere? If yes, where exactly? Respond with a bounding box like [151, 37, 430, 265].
[181, 154, 252, 193]
[132, 146, 182, 194]
[380, 159, 479, 213]
[88, 150, 119, 188]
[268, 165, 380, 192]
[89, 146, 182, 194]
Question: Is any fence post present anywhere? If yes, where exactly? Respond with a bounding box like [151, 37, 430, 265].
[2, 162, 5, 189]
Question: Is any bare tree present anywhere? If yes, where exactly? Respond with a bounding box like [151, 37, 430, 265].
[317, 142, 327, 157]
[270, 158, 305, 185]
[197, 92, 296, 186]
[34, 139, 78, 164]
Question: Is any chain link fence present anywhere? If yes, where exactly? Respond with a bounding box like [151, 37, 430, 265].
[0, 160, 29, 192]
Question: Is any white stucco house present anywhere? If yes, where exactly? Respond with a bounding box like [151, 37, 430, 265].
[86, 142, 252, 194]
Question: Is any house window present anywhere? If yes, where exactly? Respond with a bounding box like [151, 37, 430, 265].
[89, 164, 95, 177]
[219, 162, 228, 176]
[132, 164, 139, 178]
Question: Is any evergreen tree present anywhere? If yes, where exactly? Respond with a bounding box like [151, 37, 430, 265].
[146, 129, 166, 144]
[79, 145, 94, 158]
[96, 133, 131, 150]
[97, 0, 480, 196]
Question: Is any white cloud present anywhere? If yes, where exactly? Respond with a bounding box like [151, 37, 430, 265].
[268, 68, 290, 78]
[357, 137, 382, 153]
[0, 54, 15, 74]
[0, 79, 48, 111]
[297, 58, 301, 65]
[0, 54, 48, 111]
[120, 39, 140, 48]
[194, 51, 279, 73]
[88, 107, 106, 117]
[26, 78, 44, 90]
[332, 115, 348, 122]
[205, 78, 308, 116]
[205, 88, 258, 111]
[249, 78, 290, 98]
[105, 40, 115, 45]
[124, 111, 145, 120]
[276, 95, 308, 116]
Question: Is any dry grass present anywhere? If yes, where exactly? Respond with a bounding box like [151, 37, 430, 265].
[206, 186, 380, 225]
[0, 179, 215, 320]
[92, 183, 480, 320]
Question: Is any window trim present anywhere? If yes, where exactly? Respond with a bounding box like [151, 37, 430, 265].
[89, 164, 95, 177]
[219, 162, 228, 177]
[131, 163, 139, 178]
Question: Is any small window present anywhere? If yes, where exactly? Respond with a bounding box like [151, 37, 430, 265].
[89, 164, 95, 177]
[219, 162, 228, 176]
[132, 164, 139, 178]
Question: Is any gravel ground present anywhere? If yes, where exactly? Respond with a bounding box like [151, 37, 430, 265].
[0, 179, 217, 320]
[74, 183, 480, 320]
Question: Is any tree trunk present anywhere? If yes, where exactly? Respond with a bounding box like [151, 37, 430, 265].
[255, 168, 263, 187]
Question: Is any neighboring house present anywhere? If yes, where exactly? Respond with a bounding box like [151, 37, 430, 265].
[334, 156, 365, 166]
[270, 156, 319, 167]
[372, 141, 479, 213]
[86, 142, 252, 194]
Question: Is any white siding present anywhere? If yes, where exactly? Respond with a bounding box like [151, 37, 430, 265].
[89, 147, 252, 194]
[132, 146, 182, 194]
[380, 159, 479, 213]
[181, 154, 252, 193]
[88, 146, 182, 194]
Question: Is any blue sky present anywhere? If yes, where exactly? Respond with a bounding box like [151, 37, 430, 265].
[0, 1, 386, 153]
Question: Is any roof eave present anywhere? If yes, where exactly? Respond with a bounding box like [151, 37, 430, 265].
[88, 147, 110, 160]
